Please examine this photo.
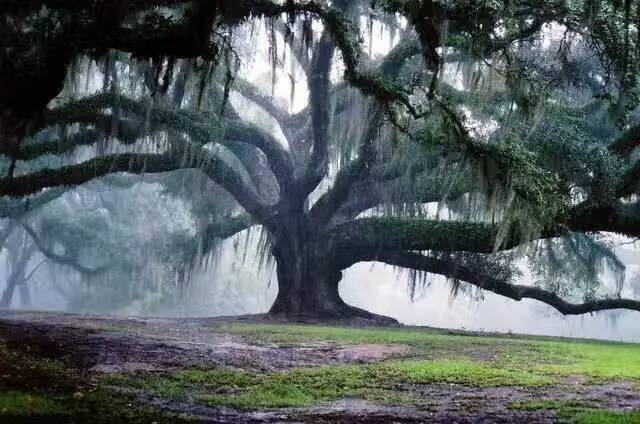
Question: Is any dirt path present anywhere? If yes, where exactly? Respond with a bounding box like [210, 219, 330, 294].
[0, 310, 638, 423]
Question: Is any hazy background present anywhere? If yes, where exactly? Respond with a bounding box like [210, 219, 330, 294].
[5, 229, 638, 343]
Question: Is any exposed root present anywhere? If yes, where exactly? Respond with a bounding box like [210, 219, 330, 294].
[267, 302, 399, 326]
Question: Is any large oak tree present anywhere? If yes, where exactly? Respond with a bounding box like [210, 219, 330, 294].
[1, 0, 640, 321]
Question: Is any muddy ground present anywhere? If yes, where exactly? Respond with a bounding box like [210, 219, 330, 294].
[0, 310, 638, 423]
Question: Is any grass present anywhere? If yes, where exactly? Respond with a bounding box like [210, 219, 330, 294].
[216, 322, 500, 350]
[393, 359, 555, 386]
[113, 357, 556, 410]
[5, 321, 639, 419]
[110, 322, 633, 411]
[566, 409, 640, 424]
[510, 399, 640, 423]
[220, 323, 640, 382]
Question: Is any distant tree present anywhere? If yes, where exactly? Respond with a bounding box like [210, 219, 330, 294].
[1, 0, 640, 321]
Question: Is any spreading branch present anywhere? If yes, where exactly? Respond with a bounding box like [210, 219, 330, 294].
[0, 141, 270, 219]
[371, 250, 640, 315]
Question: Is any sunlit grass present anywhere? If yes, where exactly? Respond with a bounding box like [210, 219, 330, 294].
[533, 342, 640, 380]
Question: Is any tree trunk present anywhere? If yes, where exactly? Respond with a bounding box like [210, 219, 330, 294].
[267, 215, 397, 324]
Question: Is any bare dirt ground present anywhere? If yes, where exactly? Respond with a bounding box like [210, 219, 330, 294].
[0, 310, 638, 423]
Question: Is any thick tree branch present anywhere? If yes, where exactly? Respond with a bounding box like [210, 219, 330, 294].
[0, 142, 270, 219]
[327, 198, 640, 257]
[307, 107, 383, 227]
[330, 174, 469, 225]
[232, 79, 291, 125]
[223, 119, 293, 189]
[567, 201, 640, 238]
[619, 162, 640, 196]
[326, 217, 511, 254]
[370, 250, 640, 315]
[0, 153, 179, 198]
[45, 93, 293, 190]
[298, 31, 335, 197]
[307, 37, 423, 226]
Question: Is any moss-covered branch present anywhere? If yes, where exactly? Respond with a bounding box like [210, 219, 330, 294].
[297, 31, 335, 197]
[232, 79, 290, 125]
[0, 153, 179, 198]
[328, 174, 469, 226]
[326, 217, 513, 254]
[0, 141, 270, 219]
[327, 198, 640, 259]
[45, 92, 293, 188]
[200, 213, 256, 254]
[370, 250, 640, 315]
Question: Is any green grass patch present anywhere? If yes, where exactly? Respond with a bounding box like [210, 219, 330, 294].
[217, 322, 499, 350]
[509, 399, 640, 423]
[394, 359, 555, 386]
[114, 356, 556, 410]
[219, 323, 640, 383]
[534, 342, 640, 381]
[565, 409, 640, 424]
[509, 399, 595, 410]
